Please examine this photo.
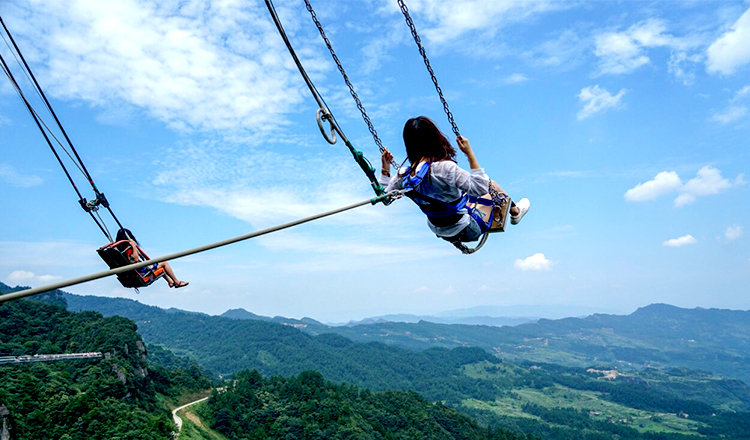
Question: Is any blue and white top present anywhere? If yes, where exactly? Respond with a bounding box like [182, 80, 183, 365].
[380, 160, 489, 237]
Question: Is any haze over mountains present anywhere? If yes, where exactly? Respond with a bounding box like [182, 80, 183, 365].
[58, 286, 750, 384]
[221, 307, 536, 328]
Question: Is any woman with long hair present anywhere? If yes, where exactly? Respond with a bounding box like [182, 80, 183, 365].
[379, 116, 529, 244]
[115, 228, 189, 288]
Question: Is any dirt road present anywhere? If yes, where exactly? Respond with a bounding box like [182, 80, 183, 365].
[172, 396, 209, 436]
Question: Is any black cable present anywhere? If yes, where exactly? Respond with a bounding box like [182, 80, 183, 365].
[0, 52, 112, 239]
[0, 15, 100, 193]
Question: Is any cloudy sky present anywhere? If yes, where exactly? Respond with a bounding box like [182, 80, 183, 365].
[1, 0, 748, 322]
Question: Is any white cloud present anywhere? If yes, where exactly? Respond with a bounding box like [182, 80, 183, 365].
[662, 234, 696, 247]
[151, 141, 396, 229]
[524, 29, 588, 69]
[502, 73, 529, 84]
[377, 0, 568, 47]
[0, 164, 43, 188]
[514, 253, 551, 271]
[725, 225, 743, 242]
[359, 21, 404, 75]
[594, 32, 650, 75]
[624, 171, 681, 202]
[731, 85, 750, 102]
[147, 138, 457, 260]
[577, 85, 626, 120]
[6, 270, 62, 285]
[5, 0, 317, 137]
[625, 166, 745, 207]
[668, 51, 702, 86]
[711, 106, 748, 124]
[711, 85, 750, 125]
[678, 166, 745, 207]
[7, 270, 35, 282]
[707, 7, 750, 75]
[594, 19, 692, 77]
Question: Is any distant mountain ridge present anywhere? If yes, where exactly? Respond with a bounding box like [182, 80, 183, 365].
[319, 303, 750, 383]
[60, 288, 750, 383]
[219, 307, 535, 327]
[341, 313, 535, 327]
[220, 308, 325, 327]
[436, 304, 625, 320]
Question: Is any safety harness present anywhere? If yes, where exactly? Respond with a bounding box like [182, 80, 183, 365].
[402, 162, 494, 233]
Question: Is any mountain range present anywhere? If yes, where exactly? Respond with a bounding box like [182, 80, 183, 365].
[61, 289, 750, 384]
[59, 290, 750, 440]
[6, 281, 750, 439]
[217, 302, 750, 385]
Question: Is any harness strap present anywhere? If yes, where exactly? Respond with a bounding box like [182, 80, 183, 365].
[401, 161, 496, 231]
[405, 191, 468, 217]
[402, 162, 469, 218]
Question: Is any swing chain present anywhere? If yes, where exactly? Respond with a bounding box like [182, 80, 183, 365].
[488, 184, 508, 210]
[397, 0, 460, 139]
[304, 0, 398, 170]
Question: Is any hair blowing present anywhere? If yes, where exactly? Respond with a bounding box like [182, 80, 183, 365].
[402, 116, 456, 168]
[116, 228, 138, 245]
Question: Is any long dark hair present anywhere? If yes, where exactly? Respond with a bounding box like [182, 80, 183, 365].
[116, 228, 138, 245]
[402, 116, 456, 169]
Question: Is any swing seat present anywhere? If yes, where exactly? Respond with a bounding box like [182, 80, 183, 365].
[468, 181, 511, 234]
[97, 240, 164, 288]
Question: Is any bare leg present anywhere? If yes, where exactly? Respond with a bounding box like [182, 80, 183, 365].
[159, 262, 188, 288]
[158, 262, 181, 285]
[162, 273, 175, 287]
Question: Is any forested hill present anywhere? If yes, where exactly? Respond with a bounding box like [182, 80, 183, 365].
[67, 291, 501, 400]
[65, 292, 750, 383]
[0, 298, 178, 439]
[63, 292, 750, 439]
[200, 370, 536, 440]
[0, 281, 67, 307]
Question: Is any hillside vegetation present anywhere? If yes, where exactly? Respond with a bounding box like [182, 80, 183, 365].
[199, 369, 536, 440]
[298, 304, 750, 384]
[0, 297, 175, 439]
[65, 292, 750, 439]
[1, 290, 541, 440]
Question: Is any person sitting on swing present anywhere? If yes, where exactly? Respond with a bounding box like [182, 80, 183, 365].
[379, 116, 530, 245]
[115, 228, 189, 288]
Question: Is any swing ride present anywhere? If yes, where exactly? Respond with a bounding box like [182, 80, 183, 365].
[0, 0, 519, 304]
[1, 16, 167, 290]
[269, 0, 513, 254]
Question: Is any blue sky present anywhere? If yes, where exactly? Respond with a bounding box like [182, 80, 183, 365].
[1, 0, 748, 322]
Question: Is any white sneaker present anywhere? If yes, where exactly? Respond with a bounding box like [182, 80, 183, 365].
[511, 198, 530, 225]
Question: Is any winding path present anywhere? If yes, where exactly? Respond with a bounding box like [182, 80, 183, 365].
[172, 396, 209, 437]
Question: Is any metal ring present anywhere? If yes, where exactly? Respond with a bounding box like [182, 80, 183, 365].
[316, 108, 336, 144]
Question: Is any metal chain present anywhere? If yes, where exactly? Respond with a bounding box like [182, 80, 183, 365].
[397, 0, 460, 138]
[303, 0, 398, 170]
[488, 184, 507, 210]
